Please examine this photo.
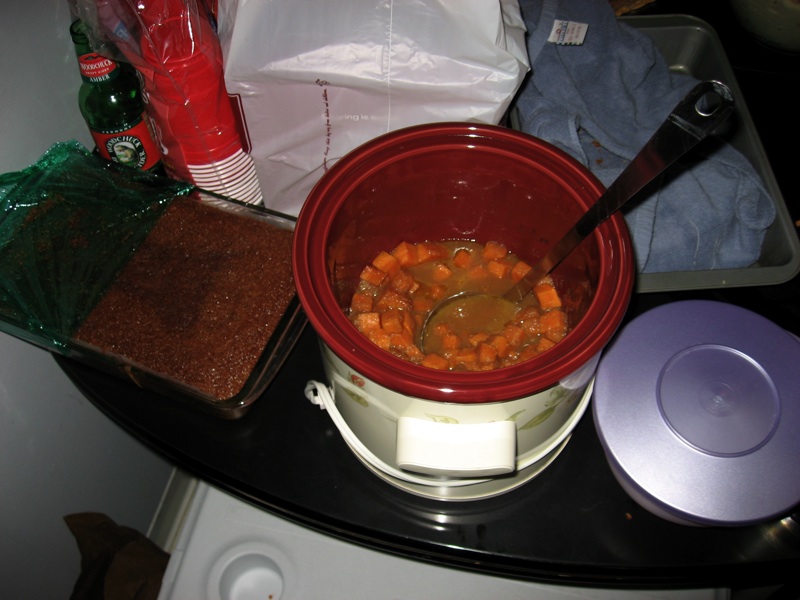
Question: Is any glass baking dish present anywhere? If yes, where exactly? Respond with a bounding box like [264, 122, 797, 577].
[0, 142, 305, 418]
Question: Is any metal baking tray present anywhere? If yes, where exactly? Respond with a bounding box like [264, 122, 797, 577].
[621, 14, 800, 293]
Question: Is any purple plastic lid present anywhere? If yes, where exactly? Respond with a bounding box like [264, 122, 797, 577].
[593, 300, 800, 526]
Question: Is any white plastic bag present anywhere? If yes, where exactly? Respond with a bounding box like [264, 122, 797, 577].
[216, 0, 529, 216]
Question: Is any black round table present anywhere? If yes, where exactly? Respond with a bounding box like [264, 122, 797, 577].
[57, 1, 800, 593]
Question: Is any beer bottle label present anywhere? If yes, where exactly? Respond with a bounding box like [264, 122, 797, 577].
[91, 115, 162, 171]
[77, 52, 120, 83]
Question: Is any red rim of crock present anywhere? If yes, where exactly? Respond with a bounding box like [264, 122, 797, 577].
[293, 123, 634, 404]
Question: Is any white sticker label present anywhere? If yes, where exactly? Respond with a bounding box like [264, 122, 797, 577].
[547, 19, 589, 46]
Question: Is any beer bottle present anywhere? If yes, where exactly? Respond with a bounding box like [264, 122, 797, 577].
[69, 19, 163, 173]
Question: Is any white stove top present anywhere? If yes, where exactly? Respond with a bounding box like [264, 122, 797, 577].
[152, 473, 728, 600]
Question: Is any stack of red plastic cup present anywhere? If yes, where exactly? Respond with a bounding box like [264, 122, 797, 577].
[132, 0, 263, 204]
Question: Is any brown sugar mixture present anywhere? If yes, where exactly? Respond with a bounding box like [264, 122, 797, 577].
[74, 196, 295, 400]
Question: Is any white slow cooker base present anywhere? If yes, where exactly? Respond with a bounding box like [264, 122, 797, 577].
[307, 376, 593, 500]
[344, 433, 571, 502]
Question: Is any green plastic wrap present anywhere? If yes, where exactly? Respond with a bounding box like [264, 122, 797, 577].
[0, 141, 193, 349]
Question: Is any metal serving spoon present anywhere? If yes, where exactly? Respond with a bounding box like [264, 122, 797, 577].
[419, 80, 735, 354]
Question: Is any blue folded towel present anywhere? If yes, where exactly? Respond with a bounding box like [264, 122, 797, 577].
[515, 0, 776, 273]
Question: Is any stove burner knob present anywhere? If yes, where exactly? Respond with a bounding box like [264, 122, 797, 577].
[218, 552, 284, 600]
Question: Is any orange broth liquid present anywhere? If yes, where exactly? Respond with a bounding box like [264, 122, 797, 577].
[348, 240, 569, 371]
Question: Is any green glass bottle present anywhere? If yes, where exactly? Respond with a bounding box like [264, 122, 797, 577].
[69, 19, 163, 173]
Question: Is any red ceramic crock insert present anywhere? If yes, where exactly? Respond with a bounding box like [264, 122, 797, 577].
[293, 123, 634, 404]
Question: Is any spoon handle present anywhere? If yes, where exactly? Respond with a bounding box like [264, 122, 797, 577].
[503, 80, 735, 304]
